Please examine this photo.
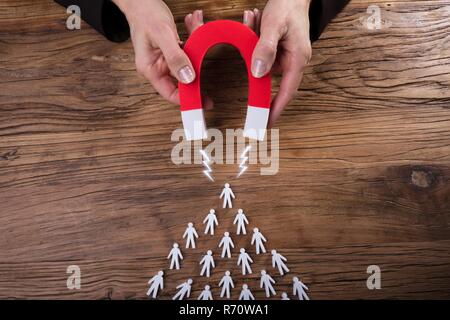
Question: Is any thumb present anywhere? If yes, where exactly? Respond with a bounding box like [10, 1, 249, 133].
[251, 24, 281, 78]
[158, 32, 195, 84]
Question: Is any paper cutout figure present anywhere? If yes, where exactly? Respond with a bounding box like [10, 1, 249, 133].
[173, 279, 193, 300]
[146, 270, 164, 298]
[271, 249, 289, 275]
[183, 222, 199, 249]
[281, 292, 290, 300]
[200, 250, 216, 277]
[167, 242, 183, 270]
[260, 270, 276, 297]
[219, 232, 235, 258]
[219, 270, 235, 299]
[237, 248, 253, 275]
[238, 284, 255, 300]
[293, 277, 310, 300]
[251, 227, 267, 254]
[233, 209, 249, 235]
[198, 285, 213, 300]
[220, 183, 235, 208]
[203, 209, 218, 235]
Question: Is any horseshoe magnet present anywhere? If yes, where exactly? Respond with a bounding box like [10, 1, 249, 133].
[178, 20, 271, 141]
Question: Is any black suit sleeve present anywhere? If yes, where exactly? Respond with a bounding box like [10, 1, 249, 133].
[55, 0, 129, 42]
[309, 0, 350, 42]
[55, 0, 349, 43]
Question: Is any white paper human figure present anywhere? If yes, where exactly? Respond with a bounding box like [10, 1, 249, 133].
[219, 270, 234, 299]
[220, 183, 235, 208]
[146, 270, 164, 298]
[167, 242, 183, 270]
[281, 292, 290, 300]
[218, 232, 234, 258]
[203, 209, 218, 235]
[238, 284, 255, 300]
[293, 277, 310, 300]
[260, 270, 276, 297]
[198, 285, 213, 300]
[183, 222, 199, 249]
[173, 278, 193, 300]
[251, 227, 267, 254]
[199, 250, 216, 277]
[237, 248, 253, 275]
[233, 209, 249, 235]
[271, 249, 289, 275]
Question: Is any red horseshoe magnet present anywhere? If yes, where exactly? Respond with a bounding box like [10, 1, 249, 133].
[178, 20, 271, 141]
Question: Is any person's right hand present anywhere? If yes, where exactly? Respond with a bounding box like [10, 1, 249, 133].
[113, 0, 210, 107]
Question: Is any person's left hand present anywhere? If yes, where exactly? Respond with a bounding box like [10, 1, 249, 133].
[243, 0, 312, 127]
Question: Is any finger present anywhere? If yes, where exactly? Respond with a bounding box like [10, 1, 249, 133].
[191, 9, 204, 31]
[184, 13, 193, 33]
[268, 58, 305, 127]
[150, 74, 180, 105]
[157, 26, 196, 84]
[253, 8, 261, 35]
[243, 10, 255, 30]
[185, 9, 204, 34]
[133, 33, 180, 104]
[138, 57, 180, 104]
[251, 19, 283, 78]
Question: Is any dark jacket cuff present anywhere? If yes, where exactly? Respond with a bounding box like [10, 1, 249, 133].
[56, 0, 348, 43]
[309, 0, 350, 42]
[55, 0, 129, 42]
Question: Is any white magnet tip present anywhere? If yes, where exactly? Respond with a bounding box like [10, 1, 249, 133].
[244, 106, 270, 141]
[181, 109, 207, 140]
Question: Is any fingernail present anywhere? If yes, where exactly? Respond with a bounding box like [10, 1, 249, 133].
[252, 59, 266, 78]
[243, 10, 249, 24]
[179, 65, 195, 83]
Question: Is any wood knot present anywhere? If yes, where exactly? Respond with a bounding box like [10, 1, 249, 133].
[1, 149, 19, 161]
[411, 170, 434, 188]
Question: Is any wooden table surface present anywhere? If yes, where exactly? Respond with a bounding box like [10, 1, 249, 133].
[1, 0, 449, 299]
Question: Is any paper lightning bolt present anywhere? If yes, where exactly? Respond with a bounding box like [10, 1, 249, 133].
[199, 149, 214, 182]
[237, 145, 252, 178]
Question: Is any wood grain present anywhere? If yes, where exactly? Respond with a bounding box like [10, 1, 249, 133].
[0, 0, 449, 299]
